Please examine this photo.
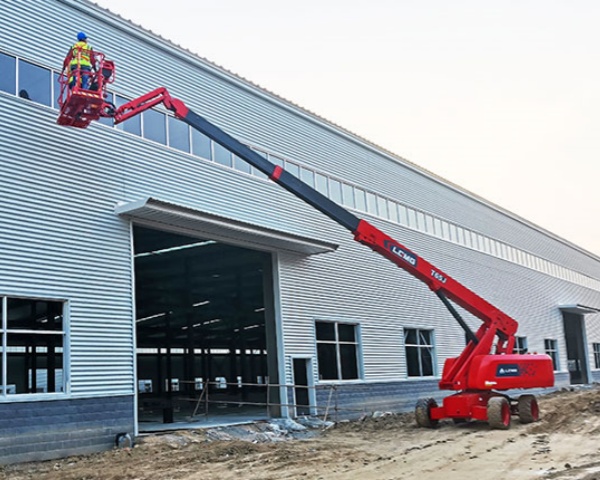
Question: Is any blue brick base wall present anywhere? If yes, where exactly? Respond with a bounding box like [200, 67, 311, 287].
[313, 379, 441, 421]
[0, 395, 135, 465]
[312, 372, 573, 421]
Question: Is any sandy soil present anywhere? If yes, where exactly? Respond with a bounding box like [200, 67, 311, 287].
[1, 386, 600, 480]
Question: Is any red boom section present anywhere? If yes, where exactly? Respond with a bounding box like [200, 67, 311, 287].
[353, 220, 552, 391]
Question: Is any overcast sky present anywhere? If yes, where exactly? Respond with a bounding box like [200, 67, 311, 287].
[92, 0, 600, 257]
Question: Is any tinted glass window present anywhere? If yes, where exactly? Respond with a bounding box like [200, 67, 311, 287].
[342, 183, 355, 208]
[366, 192, 378, 215]
[329, 179, 342, 204]
[0, 52, 16, 94]
[52, 71, 61, 109]
[300, 167, 315, 188]
[315, 173, 328, 196]
[214, 143, 232, 167]
[285, 161, 300, 178]
[315, 322, 335, 341]
[4, 297, 65, 395]
[143, 109, 166, 144]
[377, 196, 389, 218]
[115, 95, 141, 135]
[388, 201, 399, 222]
[317, 344, 338, 380]
[18, 60, 51, 106]
[355, 188, 366, 211]
[168, 116, 190, 152]
[191, 129, 212, 159]
[233, 155, 251, 173]
[340, 344, 358, 379]
[338, 323, 356, 342]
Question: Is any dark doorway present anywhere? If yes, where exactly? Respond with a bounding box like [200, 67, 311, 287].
[293, 358, 311, 416]
[562, 312, 589, 384]
[133, 225, 277, 425]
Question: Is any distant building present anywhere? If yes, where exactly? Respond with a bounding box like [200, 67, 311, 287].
[0, 0, 599, 464]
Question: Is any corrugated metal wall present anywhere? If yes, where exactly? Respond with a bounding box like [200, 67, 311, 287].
[0, 0, 599, 400]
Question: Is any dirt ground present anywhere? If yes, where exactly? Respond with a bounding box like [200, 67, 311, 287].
[2, 386, 600, 480]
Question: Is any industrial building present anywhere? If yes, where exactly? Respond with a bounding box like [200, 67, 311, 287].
[0, 0, 599, 463]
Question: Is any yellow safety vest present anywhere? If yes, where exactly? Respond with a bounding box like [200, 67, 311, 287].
[69, 41, 93, 68]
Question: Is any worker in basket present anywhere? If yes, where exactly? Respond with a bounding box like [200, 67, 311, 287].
[63, 31, 96, 90]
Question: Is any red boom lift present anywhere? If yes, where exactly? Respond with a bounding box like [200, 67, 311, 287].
[57, 52, 554, 429]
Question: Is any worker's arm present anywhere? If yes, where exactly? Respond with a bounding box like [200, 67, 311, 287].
[62, 49, 72, 70]
[90, 48, 97, 71]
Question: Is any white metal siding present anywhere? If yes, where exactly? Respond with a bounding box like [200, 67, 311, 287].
[0, 0, 598, 398]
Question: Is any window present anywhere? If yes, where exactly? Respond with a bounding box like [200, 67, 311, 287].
[416, 211, 425, 231]
[52, 71, 62, 109]
[18, 59, 51, 106]
[404, 328, 435, 377]
[594, 343, 600, 369]
[315, 173, 328, 196]
[0, 52, 16, 94]
[168, 116, 190, 152]
[300, 167, 315, 188]
[329, 179, 342, 204]
[284, 161, 300, 178]
[315, 321, 359, 381]
[269, 154, 283, 167]
[406, 208, 417, 229]
[250, 149, 268, 179]
[192, 129, 212, 160]
[366, 192, 378, 215]
[115, 95, 141, 135]
[354, 188, 366, 211]
[514, 336, 528, 354]
[376, 196, 389, 219]
[2, 297, 65, 395]
[397, 205, 408, 226]
[213, 143, 232, 167]
[341, 183, 355, 208]
[425, 215, 435, 234]
[143, 109, 166, 144]
[233, 155, 251, 174]
[432, 218, 441, 236]
[544, 339, 559, 371]
[388, 201, 399, 223]
[441, 221, 450, 240]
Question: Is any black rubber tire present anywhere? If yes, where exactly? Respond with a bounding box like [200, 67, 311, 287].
[487, 396, 511, 430]
[415, 397, 439, 428]
[517, 394, 539, 423]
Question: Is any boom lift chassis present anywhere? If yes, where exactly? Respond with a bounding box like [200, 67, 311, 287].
[57, 52, 554, 429]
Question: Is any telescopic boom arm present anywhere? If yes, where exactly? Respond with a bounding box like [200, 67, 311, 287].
[111, 87, 524, 390]
[57, 50, 553, 428]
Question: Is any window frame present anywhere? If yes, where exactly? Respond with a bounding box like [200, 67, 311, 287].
[404, 327, 436, 377]
[514, 336, 528, 354]
[544, 339, 560, 371]
[1, 296, 68, 397]
[315, 320, 361, 382]
[593, 343, 600, 370]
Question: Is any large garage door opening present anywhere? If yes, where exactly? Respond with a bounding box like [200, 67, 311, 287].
[133, 225, 277, 428]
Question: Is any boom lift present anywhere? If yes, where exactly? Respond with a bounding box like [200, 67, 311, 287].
[57, 52, 554, 429]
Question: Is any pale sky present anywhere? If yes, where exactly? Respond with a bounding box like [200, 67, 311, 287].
[92, 0, 600, 258]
